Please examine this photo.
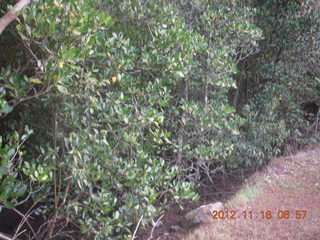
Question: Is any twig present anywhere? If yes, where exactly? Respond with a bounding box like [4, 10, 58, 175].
[147, 215, 164, 240]
[46, 179, 71, 239]
[131, 215, 143, 240]
[0, 232, 14, 240]
[46, 104, 58, 239]
[13, 229, 26, 239]
[13, 207, 38, 240]
[16, 185, 44, 206]
[314, 109, 319, 135]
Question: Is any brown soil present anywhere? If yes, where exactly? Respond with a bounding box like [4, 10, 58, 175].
[137, 144, 320, 240]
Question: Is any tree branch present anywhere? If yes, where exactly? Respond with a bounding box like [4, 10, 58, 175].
[0, 0, 31, 34]
[0, 232, 13, 240]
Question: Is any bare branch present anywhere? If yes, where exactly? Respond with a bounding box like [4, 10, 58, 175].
[131, 215, 143, 240]
[0, 232, 13, 240]
[147, 215, 164, 240]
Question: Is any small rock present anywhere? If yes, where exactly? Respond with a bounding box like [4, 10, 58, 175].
[182, 202, 225, 228]
[170, 225, 183, 232]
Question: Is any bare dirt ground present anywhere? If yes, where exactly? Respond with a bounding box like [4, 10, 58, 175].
[139, 144, 320, 240]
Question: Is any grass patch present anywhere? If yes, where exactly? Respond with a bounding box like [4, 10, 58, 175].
[184, 222, 235, 240]
[229, 180, 263, 206]
[278, 178, 300, 189]
[307, 168, 320, 178]
[309, 157, 319, 163]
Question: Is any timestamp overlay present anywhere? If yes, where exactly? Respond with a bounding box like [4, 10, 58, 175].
[211, 210, 308, 220]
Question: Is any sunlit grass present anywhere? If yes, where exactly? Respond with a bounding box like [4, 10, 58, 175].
[229, 180, 263, 206]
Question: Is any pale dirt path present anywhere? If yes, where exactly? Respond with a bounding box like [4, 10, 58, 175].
[177, 145, 320, 240]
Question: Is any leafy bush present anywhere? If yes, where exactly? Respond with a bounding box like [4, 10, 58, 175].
[233, 85, 290, 167]
[0, 125, 33, 210]
[0, 0, 318, 239]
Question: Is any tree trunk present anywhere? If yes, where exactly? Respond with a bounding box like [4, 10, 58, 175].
[176, 81, 188, 167]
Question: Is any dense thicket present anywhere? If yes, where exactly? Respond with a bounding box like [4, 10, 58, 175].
[0, 0, 319, 239]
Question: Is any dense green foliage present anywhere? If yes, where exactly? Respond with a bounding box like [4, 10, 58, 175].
[233, 0, 320, 162]
[0, 0, 319, 239]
